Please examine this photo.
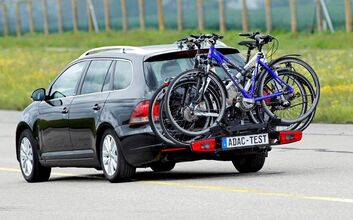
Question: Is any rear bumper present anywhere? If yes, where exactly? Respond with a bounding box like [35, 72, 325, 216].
[159, 145, 272, 163]
[119, 133, 163, 167]
[115, 123, 302, 167]
[115, 124, 172, 167]
[157, 130, 302, 163]
[120, 133, 273, 167]
[118, 131, 272, 167]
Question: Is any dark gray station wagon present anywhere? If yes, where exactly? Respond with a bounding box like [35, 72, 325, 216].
[16, 44, 253, 183]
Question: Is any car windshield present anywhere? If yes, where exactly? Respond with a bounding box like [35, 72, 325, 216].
[144, 48, 245, 90]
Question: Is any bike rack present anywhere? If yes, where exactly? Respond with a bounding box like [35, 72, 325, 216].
[209, 118, 291, 137]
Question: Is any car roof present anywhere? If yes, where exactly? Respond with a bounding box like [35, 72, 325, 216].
[78, 42, 239, 61]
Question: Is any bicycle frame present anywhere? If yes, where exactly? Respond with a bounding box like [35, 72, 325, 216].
[207, 46, 293, 102]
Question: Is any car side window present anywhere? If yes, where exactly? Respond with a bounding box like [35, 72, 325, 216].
[50, 61, 87, 99]
[113, 60, 133, 90]
[81, 60, 112, 95]
[102, 62, 115, 92]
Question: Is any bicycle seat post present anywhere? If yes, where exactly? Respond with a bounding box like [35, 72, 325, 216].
[246, 48, 252, 63]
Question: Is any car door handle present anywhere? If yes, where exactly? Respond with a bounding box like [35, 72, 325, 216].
[62, 107, 69, 114]
[93, 104, 101, 111]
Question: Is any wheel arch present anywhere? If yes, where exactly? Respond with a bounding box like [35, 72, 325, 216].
[15, 122, 34, 161]
[95, 122, 116, 164]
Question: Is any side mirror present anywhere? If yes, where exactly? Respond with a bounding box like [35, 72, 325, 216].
[31, 88, 46, 101]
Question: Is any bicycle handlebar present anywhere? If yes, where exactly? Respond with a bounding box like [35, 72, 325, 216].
[239, 32, 274, 48]
[176, 33, 224, 49]
[239, 33, 252, 37]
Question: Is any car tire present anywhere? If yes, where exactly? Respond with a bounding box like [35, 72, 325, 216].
[100, 129, 136, 183]
[232, 153, 266, 173]
[18, 129, 51, 182]
[150, 162, 176, 172]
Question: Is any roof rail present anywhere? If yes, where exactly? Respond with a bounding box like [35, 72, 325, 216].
[78, 46, 145, 58]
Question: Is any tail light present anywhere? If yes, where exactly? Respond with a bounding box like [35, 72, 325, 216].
[152, 101, 160, 121]
[129, 100, 159, 125]
[191, 139, 216, 152]
[278, 131, 302, 144]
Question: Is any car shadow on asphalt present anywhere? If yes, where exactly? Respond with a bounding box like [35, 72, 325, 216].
[48, 170, 284, 183]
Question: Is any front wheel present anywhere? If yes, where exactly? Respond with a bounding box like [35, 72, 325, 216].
[18, 129, 51, 182]
[100, 129, 136, 182]
[232, 153, 266, 173]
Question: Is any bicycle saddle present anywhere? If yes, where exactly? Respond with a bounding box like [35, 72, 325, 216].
[238, 40, 256, 49]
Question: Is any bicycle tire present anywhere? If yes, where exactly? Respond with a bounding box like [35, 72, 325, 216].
[149, 82, 212, 147]
[263, 57, 320, 122]
[164, 69, 227, 136]
[259, 69, 315, 124]
[251, 70, 315, 131]
[259, 66, 319, 124]
[148, 84, 178, 146]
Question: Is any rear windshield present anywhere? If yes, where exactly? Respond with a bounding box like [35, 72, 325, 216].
[144, 48, 245, 90]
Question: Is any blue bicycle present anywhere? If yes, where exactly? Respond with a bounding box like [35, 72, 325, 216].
[163, 33, 319, 136]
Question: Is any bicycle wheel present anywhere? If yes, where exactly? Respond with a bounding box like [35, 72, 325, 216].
[259, 69, 315, 124]
[148, 84, 177, 146]
[164, 69, 226, 136]
[268, 57, 320, 118]
[251, 70, 315, 131]
[270, 56, 320, 95]
[159, 98, 210, 146]
[271, 56, 319, 130]
[161, 78, 222, 145]
[149, 83, 209, 147]
[288, 72, 316, 131]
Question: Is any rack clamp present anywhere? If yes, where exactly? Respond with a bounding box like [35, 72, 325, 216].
[210, 121, 269, 137]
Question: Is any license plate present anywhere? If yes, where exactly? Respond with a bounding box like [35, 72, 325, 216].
[222, 133, 269, 149]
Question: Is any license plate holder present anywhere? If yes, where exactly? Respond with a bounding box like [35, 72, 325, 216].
[221, 133, 269, 149]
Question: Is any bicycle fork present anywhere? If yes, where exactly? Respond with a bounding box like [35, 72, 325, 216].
[188, 71, 220, 118]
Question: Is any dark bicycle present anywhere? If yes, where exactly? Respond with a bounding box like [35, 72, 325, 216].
[163, 33, 320, 136]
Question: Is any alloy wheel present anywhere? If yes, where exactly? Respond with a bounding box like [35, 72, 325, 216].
[20, 137, 34, 177]
[102, 134, 118, 176]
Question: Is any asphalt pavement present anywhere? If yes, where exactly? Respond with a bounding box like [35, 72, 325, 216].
[0, 110, 353, 219]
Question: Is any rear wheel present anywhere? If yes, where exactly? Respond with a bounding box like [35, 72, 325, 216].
[165, 69, 226, 136]
[150, 162, 176, 172]
[251, 70, 316, 131]
[149, 83, 201, 147]
[100, 129, 136, 182]
[270, 57, 320, 104]
[259, 69, 316, 124]
[232, 153, 266, 173]
[18, 129, 51, 182]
